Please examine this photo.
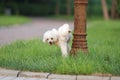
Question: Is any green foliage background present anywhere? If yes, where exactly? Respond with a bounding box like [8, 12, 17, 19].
[0, 0, 112, 17]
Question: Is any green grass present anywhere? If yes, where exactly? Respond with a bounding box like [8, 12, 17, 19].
[47, 15, 104, 21]
[0, 20, 120, 75]
[0, 15, 31, 27]
[47, 15, 74, 21]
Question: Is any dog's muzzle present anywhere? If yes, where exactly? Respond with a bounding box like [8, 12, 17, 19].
[49, 42, 53, 45]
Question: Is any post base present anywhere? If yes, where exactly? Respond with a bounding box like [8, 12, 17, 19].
[70, 48, 88, 55]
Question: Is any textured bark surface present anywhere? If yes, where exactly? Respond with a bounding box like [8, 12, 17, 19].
[55, 0, 60, 16]
[66, 0, 72, 16]
[101, 0, 109, 20]
[111, 0, 118, 19]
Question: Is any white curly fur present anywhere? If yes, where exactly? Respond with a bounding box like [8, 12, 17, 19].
[43, 24, 72, 57]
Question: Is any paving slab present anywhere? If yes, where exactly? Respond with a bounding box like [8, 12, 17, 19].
[13, 77, 26, 80]
[49, 79, 63, 80]
[0, 75, 7, 79]
[25, 78, 49, 80]
[0, 68, 19, 76]
[111, 76, 120, 80]
[1, 76, 17, 80]
[19, 71, 50, 78]
[77, 75, 110, 80]
[48, 74, 76, 80]
[13, 77, 48, 80]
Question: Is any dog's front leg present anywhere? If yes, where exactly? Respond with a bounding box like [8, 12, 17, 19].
[59, 42, 68, 57]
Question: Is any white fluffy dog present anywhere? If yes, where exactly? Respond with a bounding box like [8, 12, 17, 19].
[43, 24, 72, 57]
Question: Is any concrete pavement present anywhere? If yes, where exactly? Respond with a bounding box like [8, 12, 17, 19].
[0, 18, 73, 46]
[0, 68, 120, 80]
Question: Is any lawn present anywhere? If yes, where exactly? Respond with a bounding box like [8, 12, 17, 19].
[0, 20, 120, 76]
[47, 15, 74, 21]
[0, 15, 31, 27]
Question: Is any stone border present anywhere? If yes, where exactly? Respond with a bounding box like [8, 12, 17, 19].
[0, 68, 120, 80]
[0, 68, 19, 76]
[48, 74, 76, 80]
[19, 71, 49, 78]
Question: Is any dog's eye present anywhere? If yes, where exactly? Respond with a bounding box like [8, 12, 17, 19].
[51, 38, 53, 40]
[46, 39, 49, 41]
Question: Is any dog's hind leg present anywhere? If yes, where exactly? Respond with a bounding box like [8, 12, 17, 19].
[67, 44, 71, 54]
[59, 42, 68, 57]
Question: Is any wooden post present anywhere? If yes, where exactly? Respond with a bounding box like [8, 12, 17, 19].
[70, 0, 88, 54]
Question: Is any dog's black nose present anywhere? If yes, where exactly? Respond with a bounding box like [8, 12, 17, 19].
[49, 42, 52, 45]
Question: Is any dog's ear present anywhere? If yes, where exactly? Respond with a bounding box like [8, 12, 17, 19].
[43, 36, 46, 43]
[43, 38, 46, 43]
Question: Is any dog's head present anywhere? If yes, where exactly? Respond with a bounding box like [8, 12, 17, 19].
[43, 29, 58, 45]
